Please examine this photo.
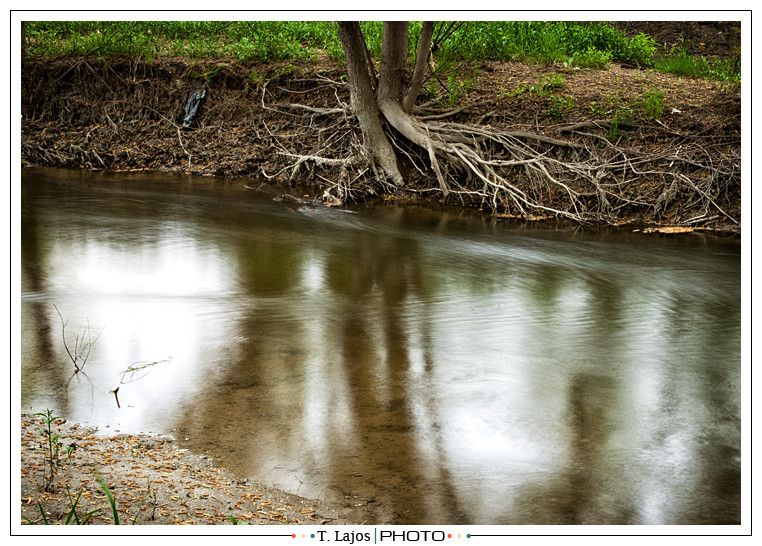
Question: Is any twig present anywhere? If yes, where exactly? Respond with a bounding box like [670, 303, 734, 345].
[109, 387, 121, 408]
[53, 305, 104, 373]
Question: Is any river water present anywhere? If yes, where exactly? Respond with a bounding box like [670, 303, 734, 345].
[19, 167, 742, 525]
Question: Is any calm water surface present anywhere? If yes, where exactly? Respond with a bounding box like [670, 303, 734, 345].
[20, 167, 742, 525]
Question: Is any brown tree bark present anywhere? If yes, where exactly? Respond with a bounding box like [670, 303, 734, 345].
[378, 21, 408, 104]
[338, 21, 448, 192]
[402, 21, 434, 113]
[377, 21, 450, 194]
[337, 22, 403, 186]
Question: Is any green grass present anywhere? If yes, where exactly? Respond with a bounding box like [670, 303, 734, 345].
[24, 21, 341, 62]
[23, 21, 739, 84]
[571, 46, 613, 69]
[438, 21, 656, 67]
[655, 38, 740, 85]
[641, 86, 664, 120]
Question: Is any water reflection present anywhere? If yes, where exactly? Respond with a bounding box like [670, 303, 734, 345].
[20, 168, 741, 525]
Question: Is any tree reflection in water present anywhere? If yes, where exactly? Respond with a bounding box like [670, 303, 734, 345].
[20, 168, 741, 525]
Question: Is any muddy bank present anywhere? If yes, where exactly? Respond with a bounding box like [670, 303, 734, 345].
[20, 47, 741, 233]
[20, 413, 374, 525]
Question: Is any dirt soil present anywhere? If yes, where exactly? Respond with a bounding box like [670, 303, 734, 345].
[616, 20, 742, 60]
[18, 21, 743, 528]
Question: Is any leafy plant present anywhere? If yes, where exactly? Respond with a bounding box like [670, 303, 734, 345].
[588, 100, 612, 117]
[642, 86, 664, 120]
[499, 74, 566, 102]
[61, 488, 104, 525]
[655, 38, 698, 77]
[23, 496, 100, 525]
[33, 409, 67, 491]
[534, 28, 565, 64]
[191, 65, 221, 84]
[21, 501, 51, 525]
[573, 46, 613, 69]
[446, 68, 479, 107]
[23, 476, 133, 525]
[500, 83, 531, 98]
[656, 38, 741, 85]
[608, 108, 633, 142]
[535, 73, 566, 97]
[23, 21, 737, 85]
[544, 95, 574, 120]
[614, 32, 656, 67]
[608, 116, 620, 142]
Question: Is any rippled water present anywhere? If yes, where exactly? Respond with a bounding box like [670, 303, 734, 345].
[19, 167, 742, 525]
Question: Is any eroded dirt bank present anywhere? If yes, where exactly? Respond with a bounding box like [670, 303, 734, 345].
[21, 42, 741, 233]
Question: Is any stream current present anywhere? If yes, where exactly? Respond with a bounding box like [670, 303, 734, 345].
[19, 168, 742, 525]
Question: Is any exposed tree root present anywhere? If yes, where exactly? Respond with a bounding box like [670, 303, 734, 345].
[261, 74, 740, 227]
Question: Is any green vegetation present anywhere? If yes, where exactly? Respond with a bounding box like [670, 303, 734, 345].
[535, 73, 567, 96]
[23, 489, 102, 525]
[23, 475, 129, 525]
[22, 478, 128, 525]
[571, 46, 613, 69]
[23, 410, 145, 525]
[95, 474, 121, 525]
[443, 20, 655, 67]
[544, 95, 574, 120]
[25, 409, 122, 524]
[500, 73, 567, 99]
[23, 20, 739, 83]
[445, 67, 480, 106]
[654, 38, 741, 85]
[641, 86, 664, 120]
[33, 409, 69, 491]
[24, 21, 341, 62]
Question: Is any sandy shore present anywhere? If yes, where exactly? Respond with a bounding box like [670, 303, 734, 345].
[20, 413, 363, 526]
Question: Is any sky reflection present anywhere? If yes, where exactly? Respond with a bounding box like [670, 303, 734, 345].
[21, 169, 741, 524]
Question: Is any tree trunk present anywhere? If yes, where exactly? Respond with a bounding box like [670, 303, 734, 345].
[377, 21, 450, 195]
[402, 21, 434, 113]
[378, 21, 408, 104]
[337, 21, 447, 192]
[336, 22, 403, 186]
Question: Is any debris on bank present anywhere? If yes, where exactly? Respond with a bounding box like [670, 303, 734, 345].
[20, 413, 356, 526]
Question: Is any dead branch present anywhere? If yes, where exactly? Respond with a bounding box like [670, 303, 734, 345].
[53, 305, 104, 373]
[278, 104, 345, 116]
[558, 119, 646, 134]
[415, 102, 484, 120]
